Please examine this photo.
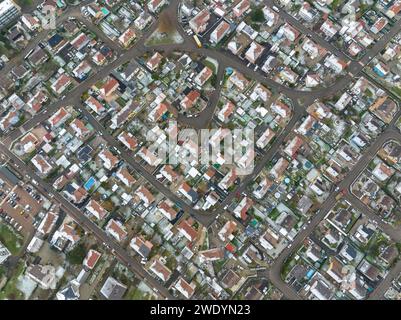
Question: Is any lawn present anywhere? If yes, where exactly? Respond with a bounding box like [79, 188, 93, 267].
[0, 262, 25, 300]
[0, 223, 23, 255]
[145, 31, 184, 46]
[391, 86, 401, 100]
[15, 0, 33, 7]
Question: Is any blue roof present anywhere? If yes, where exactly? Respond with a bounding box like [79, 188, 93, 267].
[48, 34, 64, 48]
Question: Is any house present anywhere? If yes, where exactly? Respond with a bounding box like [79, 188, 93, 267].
[296, 115, 316, 135]
[93, 51, 106, 65]
[175, 277, 196, 299]
[358, 260, 381, 282]
[26, 90, 48, 113]
[26, 264, 57, 290]
[348, 277, 368, 300]
[65, 186, 88, 204]
[299, 2, 316, 22]
[371, 17, 388, 34]
[134, 12, 153, 30]
[116, 167, 136, 187]
[100, 277, 127, 300]
[178, 182, 198, 203]
[72, 60, 92, 80]
[19, 132, 39, 154]
[279, 23, 300, 41]
[320, 20, 339, 39]
[324, 55, 347, 73]
[386, 0, 401, 18]
[233, 197, 253, 220]
[148, 102, 168, 122]
[302, 39, 326, 60]
[253, 177, 273, 199]
[21, 14, 40, 31]
[259, 228, 280, 250]
[31, 154, 52, 175]
[146, 52, 163, 71]
[85, 96, 105, 114]
[83, 249, 101, 270]
[158, 200, 179, 220]
[218, 168, 237, 190]
[379, 245, 398, 265]
[51, 74, 72, 95]
[149, 258, 172, 282]
[210, 20, 230, 44]
[136, 186, 155, 206]
[369, 96, 398, 124]
[105, 219, 128, 242]
[194, 66, 213, 86]
[148, 0, 166, 13]
[217, 101, 235, 123]
[28, 47, 48, 66]
[198, 247, 225, 262]
[37, 211, 59, 236]
[177, 219, 198, 242]
[245, 41, 264, 64]
[305, 74, 321, 88]
[180, 90, 200, 110]
[237, 148, 254, 170]
[130, 236, 153, 259]
[56, 281, 81, 300]
[271, 100, 291, 118]
[118, 27, 136, 47]
[233, 0, 250, 17]
[189, 9, 210, 34]
[284, 136, 303, 158]
[263, 6, 278, 27]
[310, 277, 333, 300]
[51, 222, 81, 251]
[270, 157, 289, 180]
[256, 128, 275, 149]
[229, 70, 249, 91]
[70, 118, 90, 139]
[160, 165, 179, 183]
[250, 83, 272, 102]
[48, 107, 70, 128]
[218, 221, 237, 243]
[221, 269, 241, 290]
[372, 162, 394, 182]
[98, 150, 119, 170]
[137, 147, 162, 166]
[86, 200, 108, 220]
[70, 32, 90, 51]
[326, 257, 345, 283]
[118, 132, 138, 151]
[99, 77, 119, 99]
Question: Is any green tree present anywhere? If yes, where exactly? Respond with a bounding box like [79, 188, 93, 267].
[66, 243, 87, 265]
[251, 8, 265, 23]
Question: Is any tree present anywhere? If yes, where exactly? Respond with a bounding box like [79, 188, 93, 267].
[251, 8, 265, 23]
[66, 243, 87, 265]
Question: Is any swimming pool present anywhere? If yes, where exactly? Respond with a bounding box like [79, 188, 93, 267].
[306, 269, 315, 280]
[84, 177, 96, 191]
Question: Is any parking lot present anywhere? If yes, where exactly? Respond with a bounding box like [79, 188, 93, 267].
[0, 183, 44, 237]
